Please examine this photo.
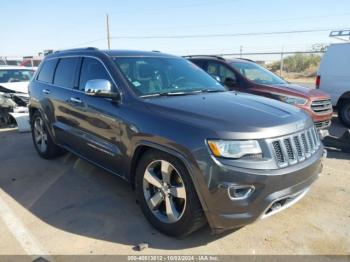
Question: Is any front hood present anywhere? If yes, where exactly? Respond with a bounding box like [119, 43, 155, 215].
[145, 92, 312, 139]
[0, 82, 29, 94]
[267, 83, 329, 98]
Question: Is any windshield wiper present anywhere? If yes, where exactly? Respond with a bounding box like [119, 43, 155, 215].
[197, 88, 225, 93]
[140, 91, 189, 98]
[140, 89, 225, 98]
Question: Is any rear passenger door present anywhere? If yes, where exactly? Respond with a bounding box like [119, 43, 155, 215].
[48, 57, 82, 148]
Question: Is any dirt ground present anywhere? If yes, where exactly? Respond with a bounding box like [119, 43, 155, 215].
[0, 117, 349, 256]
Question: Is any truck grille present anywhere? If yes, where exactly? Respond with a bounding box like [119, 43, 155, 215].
[311, 99, 332, 115]
[269, 126, 321, 168]
[314, 120, 331, 129]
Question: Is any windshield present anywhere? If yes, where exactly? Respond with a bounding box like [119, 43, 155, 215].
[0, 69, 34, 83]
[231, 62, 286, 85]
[113, 57, 225, 96]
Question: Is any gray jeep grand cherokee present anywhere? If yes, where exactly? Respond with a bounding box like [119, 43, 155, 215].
[28, 48, 324, 237]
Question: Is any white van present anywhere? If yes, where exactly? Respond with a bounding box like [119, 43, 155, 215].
[317, 43, 350, 127]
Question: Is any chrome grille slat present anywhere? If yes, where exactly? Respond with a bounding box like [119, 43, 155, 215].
[311, 99, 332, 115]
[279, 139, 290, 166]
[272, 141, 287, 167]
[269, 127, 320, 168]
[308, 130, 316, 153]
[314, 120, 331, 129]
[293, 135, 305, 161]
[311, 129, 319, 147]
[289, 136, 299, 164]
[301, 133, 310, 157]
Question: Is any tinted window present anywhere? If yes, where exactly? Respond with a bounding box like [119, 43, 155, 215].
[53, 57, 79, 88]
[79, 58, 111, 91]
[190, 59, 205, 68]
[207, 61, 236, 82]
[113, 57, 224, 96]
[231, 62, 286, 85]
[37, 59, 57, 83]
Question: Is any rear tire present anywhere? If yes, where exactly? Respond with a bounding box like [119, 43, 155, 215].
[135, 150, 206, 237]
[338, 100, 350, 128]
[31, 111, 64, 159]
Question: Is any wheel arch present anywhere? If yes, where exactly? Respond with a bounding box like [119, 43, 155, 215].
[337, 91, 350, 107]
[128, 141, 209, 212]
[29, 106, 38, 121]
[29, 106, 57, 143]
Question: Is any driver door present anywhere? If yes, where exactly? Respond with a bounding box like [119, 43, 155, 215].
[68, 57, 125, 176]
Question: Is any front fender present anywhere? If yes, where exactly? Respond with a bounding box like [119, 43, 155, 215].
[127, 139, 209, 213]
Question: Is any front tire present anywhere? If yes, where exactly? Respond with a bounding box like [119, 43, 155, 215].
[135, 150, 206, 237]
[338, 99, 350, 128]
[31, 111, 64, 159]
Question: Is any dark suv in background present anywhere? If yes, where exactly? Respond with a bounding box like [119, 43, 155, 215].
[187, 56, 333, 135]
[28, 48, 324, 237]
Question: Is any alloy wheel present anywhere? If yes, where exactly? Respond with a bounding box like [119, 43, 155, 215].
[143, 160, 187, 223]
[33, 117, 48, 153]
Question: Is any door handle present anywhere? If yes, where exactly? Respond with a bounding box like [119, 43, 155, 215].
[70, 97, 82, 104]
[42, 89, 51, 94]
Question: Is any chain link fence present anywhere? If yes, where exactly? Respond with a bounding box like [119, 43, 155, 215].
[211, 51, 325, 84]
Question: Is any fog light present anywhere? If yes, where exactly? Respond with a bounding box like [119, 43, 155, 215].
[228, 185, 255, 200]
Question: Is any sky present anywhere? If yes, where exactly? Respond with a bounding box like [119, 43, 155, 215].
[1, 0, 350, 59]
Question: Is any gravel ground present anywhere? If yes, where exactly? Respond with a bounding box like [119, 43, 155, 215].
[0, 119, 349, 256]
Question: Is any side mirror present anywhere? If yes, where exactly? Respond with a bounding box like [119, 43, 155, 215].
[224, 77, 237, 88]
[85, 79, 119, 99]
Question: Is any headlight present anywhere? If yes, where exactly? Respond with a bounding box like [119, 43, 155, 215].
[207, 140, 262, 159]
[275, 94, 307, 105]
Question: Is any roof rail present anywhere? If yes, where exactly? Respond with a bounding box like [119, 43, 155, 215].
[236, 58, 255, 63]
[183, 55, 225, 61]
[55, 47, 99, 53]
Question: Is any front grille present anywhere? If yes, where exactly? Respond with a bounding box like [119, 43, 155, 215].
[269, 126, 321, 168]
[311, 99, 332, 115]
[315, 120, 331, 129]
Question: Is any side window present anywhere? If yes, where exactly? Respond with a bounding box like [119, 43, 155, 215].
[53, 57, 79, 88]
[79, 58, 111, 91]
[219, 64, 236, 81]
[190, 60, 205, 69]
[37, 59, 58, 83]
[207, 62, 219, 76]
[207, 61, 236, 82]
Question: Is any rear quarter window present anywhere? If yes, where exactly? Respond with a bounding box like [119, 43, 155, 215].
[37, 59, 58, 83]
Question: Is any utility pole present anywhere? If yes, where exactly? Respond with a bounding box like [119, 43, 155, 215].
[240, 45, 243, 58]
[280, 46, 284, 77]
[106, 14, 111, 50]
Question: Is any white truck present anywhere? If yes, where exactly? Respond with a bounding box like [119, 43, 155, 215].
[317, 43, 350, 127]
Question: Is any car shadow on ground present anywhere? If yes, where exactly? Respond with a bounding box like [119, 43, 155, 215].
[323, 115, 350, 160]
[0, 129, 237, 250]
[324, 149, 350, 161]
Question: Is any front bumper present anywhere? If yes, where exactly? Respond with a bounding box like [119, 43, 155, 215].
[298, 104, 332, 130]
[196, 148, 323, 233]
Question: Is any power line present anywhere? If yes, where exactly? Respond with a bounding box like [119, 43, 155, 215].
[66, 37, 107, 48]
[109, 28, 343, 40]
[111, 12, 350, 30]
